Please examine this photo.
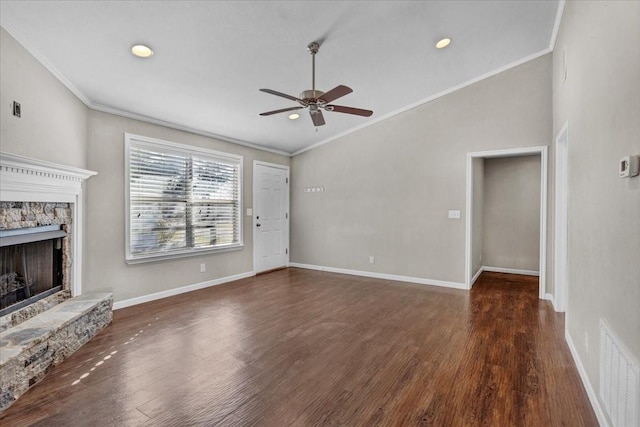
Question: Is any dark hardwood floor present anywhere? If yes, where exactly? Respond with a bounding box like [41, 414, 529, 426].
[0, 268, 597, 426]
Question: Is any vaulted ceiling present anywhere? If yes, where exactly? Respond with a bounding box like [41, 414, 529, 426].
[0, 1, 560, 155]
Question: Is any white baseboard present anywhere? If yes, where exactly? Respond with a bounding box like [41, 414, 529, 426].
[482, 266, 540, 276]
[544, 293, 556, 310]
[565, 328, 610, 427]
[289, 263, 467, 290]
[112, 271, 255, 310]
[471, 267, 484, 287]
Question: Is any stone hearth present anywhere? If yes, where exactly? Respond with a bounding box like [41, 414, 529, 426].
[0, 153, 109, 412]
[0, 293, 113, 410]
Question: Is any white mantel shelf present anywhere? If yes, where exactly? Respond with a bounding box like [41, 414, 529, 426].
[1, 151, 97, 183]
[0, 152, 98, 297]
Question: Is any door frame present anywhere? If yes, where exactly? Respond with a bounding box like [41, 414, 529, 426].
[554, 122, 569, 312]
[465, 146, 548, 300]
[252, 160, 290, 274]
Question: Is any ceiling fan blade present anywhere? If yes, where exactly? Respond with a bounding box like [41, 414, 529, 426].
[259, 88, 304, 103]
[319, 85, 353, 103]
[327, 105, 373, 117]
[310, 110, 326, 126]
[259, 106, 305, 116]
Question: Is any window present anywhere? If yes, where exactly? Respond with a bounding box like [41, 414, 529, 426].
[125, 134, 242, 263]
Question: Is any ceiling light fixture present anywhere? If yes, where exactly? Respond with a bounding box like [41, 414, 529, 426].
[436, 38, 451, 49]
[131, 44, 153, 58]
[288, 113, 300, 120]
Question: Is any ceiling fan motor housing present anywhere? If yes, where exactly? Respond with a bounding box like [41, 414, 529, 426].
[299, 90, 326, 104]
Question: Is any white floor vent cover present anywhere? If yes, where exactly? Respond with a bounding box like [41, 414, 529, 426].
[600, 319, 640, 427]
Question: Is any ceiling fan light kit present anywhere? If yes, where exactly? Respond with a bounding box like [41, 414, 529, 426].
[260, 41, 373, 127]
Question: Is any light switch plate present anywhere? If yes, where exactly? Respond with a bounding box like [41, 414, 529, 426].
[448, 210, 461, 219]
[246, 208, 253, 216]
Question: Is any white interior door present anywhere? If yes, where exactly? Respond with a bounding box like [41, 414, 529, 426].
[253, 162, 289, 273]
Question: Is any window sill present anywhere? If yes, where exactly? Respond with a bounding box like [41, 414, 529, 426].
[125, 244, 244, 264]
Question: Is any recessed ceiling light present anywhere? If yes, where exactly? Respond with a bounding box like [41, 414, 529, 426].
[288, 113, 300, 120]
[131, 44, 153, 58]
[436, 38, 451, 49]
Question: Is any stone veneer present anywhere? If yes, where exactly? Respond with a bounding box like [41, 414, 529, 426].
[0, 293, 113, 411]
[0, 290, 71, 333]
[0, 201, 72, 230]
[0, 201, 113, 412]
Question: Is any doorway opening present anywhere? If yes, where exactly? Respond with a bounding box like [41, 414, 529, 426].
[465, 146, 548, 300]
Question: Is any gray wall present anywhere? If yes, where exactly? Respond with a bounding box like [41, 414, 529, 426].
[84, 111, 290, 302]
[482, 156, 541, 272]
[291, 54, 552, 285]
[0, 28, 88, 168]
[0, 26, 291, 304]
[552, 0, 640, 412]
[471, 157, 484, 277]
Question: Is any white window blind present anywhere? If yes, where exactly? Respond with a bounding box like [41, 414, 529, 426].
[125, 134, 242, 263]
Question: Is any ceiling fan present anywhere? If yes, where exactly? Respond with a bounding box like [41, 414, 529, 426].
[259, 42, 373, 126]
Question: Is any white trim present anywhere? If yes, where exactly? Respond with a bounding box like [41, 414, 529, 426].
[0, 21, 92, 106]
[0, 153, 97, 297]
[465, 146, 549, 159]
[465, 146, 548, 300]
[124, 132, 243, 162]
[289, 263, 466, 290]
[554, 122, 569, 312]
[471, 266, 484, 287]
[549, 0, 566, 51]
[565, 329, 611, 427]
[544, 293, 556, 310]
[0, 152, 97, 181]
[292, 49, 552, 157]
[94, 104, 290, 157]
[112, 271, 255, 310]
[0, 22, 289, 158]
[471, 266, 541, 288]
[1, 19, 553, 159]
[482, 266, 540, 277]
[540, 147, 548, 300]
[465, 154, 474, 290]
[253, 161, 290, 274]
[124, 133, 243, 264]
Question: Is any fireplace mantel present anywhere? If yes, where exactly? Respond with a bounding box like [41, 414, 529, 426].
[0, 152, 97, 297]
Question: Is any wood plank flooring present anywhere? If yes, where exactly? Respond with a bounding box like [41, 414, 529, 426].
[0, 268, 597, 426]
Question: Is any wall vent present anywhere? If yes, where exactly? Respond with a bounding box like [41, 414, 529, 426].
[600, 319, 640, 427]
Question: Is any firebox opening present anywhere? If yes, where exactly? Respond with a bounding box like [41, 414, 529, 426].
[0, 225, 66, 316]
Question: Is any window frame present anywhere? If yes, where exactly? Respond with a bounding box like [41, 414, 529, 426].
[124, 133, 243, 264]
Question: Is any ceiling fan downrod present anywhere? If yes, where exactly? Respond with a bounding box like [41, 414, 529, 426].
[307, 42, 320, 99]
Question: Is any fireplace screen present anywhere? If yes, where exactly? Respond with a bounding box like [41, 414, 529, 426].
[0, 226, 66, 316]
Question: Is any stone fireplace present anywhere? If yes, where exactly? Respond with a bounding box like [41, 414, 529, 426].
[0, 153, 112, 411]
[0, 206, 71, 317]
[0, 153, 95, 298]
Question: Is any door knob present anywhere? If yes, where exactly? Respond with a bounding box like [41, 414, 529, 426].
[256, 223, 261, 227]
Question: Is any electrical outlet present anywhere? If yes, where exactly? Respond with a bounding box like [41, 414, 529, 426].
[12, 101, 21, 118]
[584, 331, 589, 353]
[200, 263, 206, 273]
[369, 256, 375, 264]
